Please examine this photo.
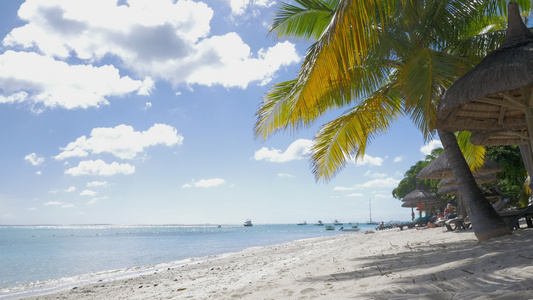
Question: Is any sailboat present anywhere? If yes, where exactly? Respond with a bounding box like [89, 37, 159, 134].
[366, 199, 379, 225]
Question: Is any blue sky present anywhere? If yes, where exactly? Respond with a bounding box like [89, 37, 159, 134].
[0, 0, 442, 225]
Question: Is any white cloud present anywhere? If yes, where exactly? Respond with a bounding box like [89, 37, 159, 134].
[86, 181, 109, 188]
[87, 196, 108, 205]
[2, 0, 298, 92]
[364, 170, 387, 178]
[44, 201, 63, 206]
[353, 154, 384, 166]
[65, 159, 135, 176]
[0, 51, 152, 111]
[80, 189, 97, 196]
[254, 139, 312, 163]
[227, 0, 274, 15]
[65, 186, 76, 192]
[36, 171, 42, 175]
[346, 193, 364, 197]
[278, 173, 294, 178]
[55, 124, 183, 160]
[420, 140, 443, 155]
[24, 153, 45, 166]
[62, 203, 75, 208]
[393, 156, 404, 163]
[183, 178, 225, 188]
[334, 177, 400, 190]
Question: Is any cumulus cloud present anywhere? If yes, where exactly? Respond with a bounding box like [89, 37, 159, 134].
[183, 178, 225, 188]
[420, 140, 443, 155]
[334, 178, 400, 191]
[86, 181, 109, 188]
[55, 124, 183, 160]
[65, 186, 76, 192]
[24, 153, 45, 166]
[65, 159, 135, 176]
[1, 0, 299, 99]
[393, 156, 404, 163]
[87, 196, 108, 205]
[44, 201, 63, 206]
[80, 189, 97, 196]
[254, 139, 312, 163]
[278, 173, 294, 178]
[0, 51, 152, 111]
[227, 0, 274, 15]
[352, 154, 384, 166]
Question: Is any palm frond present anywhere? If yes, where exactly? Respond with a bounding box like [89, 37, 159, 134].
[311, 88, 403, 181]
[455, 131, 486, 170]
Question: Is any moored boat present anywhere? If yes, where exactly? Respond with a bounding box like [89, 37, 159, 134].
[243, 219, 253, 227]
[315, 220, 324, 226]
[333, 219, 343, 226]
[325, 225, 336, 230]
[297, 221, 307, 225]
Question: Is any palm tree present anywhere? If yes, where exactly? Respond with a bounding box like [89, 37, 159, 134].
[255, 0, 533, 240]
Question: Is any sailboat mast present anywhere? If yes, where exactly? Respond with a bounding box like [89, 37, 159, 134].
[369, 199, 372, 222]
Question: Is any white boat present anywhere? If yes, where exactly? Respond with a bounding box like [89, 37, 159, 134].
[315, 220, 324, 226]
[325, 225, 336, 230]
[297, 221, 307, 225]
[340, 225, 361, 232]
[243, 219, 253, 227]
[333, 219, 343, 226]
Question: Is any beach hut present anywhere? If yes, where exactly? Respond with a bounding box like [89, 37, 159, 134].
[401, 189, 443, 220]
[437, 174, 498, 188]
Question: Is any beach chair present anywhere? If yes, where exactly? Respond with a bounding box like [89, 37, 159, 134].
[397, 215, 434, 230]
[445, 199, 510, 231]
[499, 205, 533, 230]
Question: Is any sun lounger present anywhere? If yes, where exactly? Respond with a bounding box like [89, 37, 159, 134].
[499, 205, 533, 230]
[445, 199, 509, 231]
[397, 216, 435, 230]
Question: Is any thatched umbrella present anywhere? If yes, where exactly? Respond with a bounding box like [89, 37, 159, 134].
[417, 152, 502, 180]
[437, 1, 533, 184]
[437, 174, 498, 188]
[401, 189, 443, 219]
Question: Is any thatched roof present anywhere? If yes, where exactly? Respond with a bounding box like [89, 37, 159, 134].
[417, 152, 502, 179]
[401, 189, 441, 202]
[401, 201, 442, 208]
[437, 186, 458, 195]
[437, 2, 533, 133]
[469, 130, 529, 146]
[437, 174, 498, 187]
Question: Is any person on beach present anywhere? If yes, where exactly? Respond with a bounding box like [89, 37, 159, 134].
[416, 222, 436, 230]
[444, 204, 456, 219]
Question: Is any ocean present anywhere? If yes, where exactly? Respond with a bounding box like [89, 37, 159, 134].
[0, 223, 374, 299]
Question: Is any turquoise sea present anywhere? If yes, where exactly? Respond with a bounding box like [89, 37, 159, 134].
[0, 223, 375, 299]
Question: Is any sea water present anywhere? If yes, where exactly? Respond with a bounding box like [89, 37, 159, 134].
[0, 223, 374, 299]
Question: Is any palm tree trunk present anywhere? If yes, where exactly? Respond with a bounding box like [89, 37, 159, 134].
[438, 130, 511, 241]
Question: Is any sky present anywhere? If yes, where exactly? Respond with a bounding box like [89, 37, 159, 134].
[0, 0, 443, 225]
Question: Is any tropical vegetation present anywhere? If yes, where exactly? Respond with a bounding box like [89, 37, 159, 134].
[255, 0, 533, 240]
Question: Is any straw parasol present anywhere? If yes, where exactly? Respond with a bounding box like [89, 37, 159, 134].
[438, 2, 533, 135]
[437, 174, 498, 188]
[437, 2, 533, 182]
[417, 152, 502, 180]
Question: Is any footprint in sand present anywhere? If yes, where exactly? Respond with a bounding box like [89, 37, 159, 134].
[300, 288, 315, 294]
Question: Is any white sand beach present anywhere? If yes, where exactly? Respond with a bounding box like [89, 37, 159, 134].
[22, 227, 533, 300]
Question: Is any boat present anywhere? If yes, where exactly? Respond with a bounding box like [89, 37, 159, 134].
[366, 199, 379, 225]
[243, 219, 253, 227]
[340, 225, 361, 232]
[325, 225, 336, 230]
[297, 221, 307, 225]
[333, 219, 343, 226]
[315, 220, 324, 226]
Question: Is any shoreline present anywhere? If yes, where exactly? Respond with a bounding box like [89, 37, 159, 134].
[12, 227, 533, 299]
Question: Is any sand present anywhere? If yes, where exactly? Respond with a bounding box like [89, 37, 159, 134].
[21, 227, 533, 300]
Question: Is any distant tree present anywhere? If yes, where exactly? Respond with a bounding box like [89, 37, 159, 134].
[392, 148, 450, 201]
[485, 145, 529, 207]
